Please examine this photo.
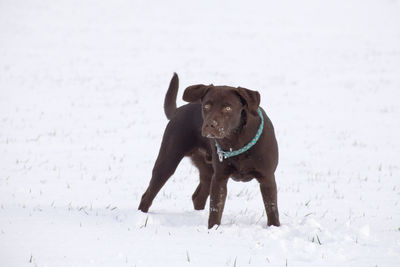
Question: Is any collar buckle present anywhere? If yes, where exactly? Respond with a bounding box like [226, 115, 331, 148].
[216, 147, 225, 162]
[218, 151, 224, 162]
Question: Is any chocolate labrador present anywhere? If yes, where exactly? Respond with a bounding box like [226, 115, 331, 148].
[138, 73, 280, 228]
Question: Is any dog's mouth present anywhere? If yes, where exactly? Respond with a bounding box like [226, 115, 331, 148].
[202, 127, 226, 139]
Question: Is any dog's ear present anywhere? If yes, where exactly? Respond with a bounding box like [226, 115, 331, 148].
[236, 87, 260, 115]
[183, 84, 212, 103]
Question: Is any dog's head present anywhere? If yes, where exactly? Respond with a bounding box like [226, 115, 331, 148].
[183, 84, 260, 139]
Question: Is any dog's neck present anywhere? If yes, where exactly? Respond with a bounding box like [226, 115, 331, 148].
[216, 109, 261, 152]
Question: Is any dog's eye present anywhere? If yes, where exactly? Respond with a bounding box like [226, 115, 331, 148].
[204, 104, 211, 110]
[223, 106, 232, 112]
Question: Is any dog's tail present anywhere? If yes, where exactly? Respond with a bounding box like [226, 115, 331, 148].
[164, 73, 179, 120]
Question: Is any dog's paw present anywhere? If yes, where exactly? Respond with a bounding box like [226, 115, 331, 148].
[138, 193, 151, 212]
[208, 216, 221, 229]
[192, 194, 207, 210]
[267, 218, 280, 227]
[193, 202, 206, 210]
[138, 201, 150, 213]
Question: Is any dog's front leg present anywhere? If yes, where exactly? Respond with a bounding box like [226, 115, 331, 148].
[259, 174, 280, 227]
[208, 173, 229, 229]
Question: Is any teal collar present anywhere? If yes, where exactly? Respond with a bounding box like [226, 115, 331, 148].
[215, 107, 264, 162]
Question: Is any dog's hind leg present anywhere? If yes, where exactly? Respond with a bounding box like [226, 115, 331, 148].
[189, 149, 213, 210]
[138, 123, 193, 213]
[138, 154, 182, 212]
[191, 163, 212, 210]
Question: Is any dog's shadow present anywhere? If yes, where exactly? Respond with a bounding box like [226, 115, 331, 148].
[137, 210, 208, 228]
[136, 209, 269, 229]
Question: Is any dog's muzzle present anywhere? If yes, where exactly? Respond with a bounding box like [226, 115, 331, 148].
[202, 120, 225, 139]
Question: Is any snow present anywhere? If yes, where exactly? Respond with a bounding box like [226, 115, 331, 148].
[1, 0, 400, 266]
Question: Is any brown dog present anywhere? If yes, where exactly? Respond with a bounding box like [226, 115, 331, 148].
[138, 73, 280, 228]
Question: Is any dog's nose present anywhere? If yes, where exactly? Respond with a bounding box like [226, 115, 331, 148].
[202, 119, 223, 138]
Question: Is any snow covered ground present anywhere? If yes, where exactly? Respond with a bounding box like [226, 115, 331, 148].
[1, 0, 399, 266]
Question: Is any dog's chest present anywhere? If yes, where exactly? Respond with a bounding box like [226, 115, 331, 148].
[226, 155, 258, 182]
